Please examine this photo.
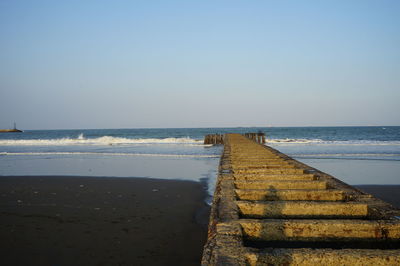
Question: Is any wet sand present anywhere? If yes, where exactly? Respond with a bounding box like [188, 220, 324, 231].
[0, 176, 210, 266]
[1, 176, 399, 266]
[355, 185, 400, 209]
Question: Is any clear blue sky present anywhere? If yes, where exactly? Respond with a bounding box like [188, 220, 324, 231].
[0, 0, 399, 129]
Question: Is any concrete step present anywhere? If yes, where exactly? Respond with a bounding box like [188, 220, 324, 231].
[232, 164, 297, 169]
[246, 248, 400, 265]
[237, 201, 369, 218]
[239, 219, 400, 241]
[230, 153, 279, 155]
[234, 174, 316, 181]
[230, 157, 287, 161]
[231, 163, 293, 168]
[231, 157, 282, 161]
[231, 154, 273, 156]
[230, 156, 282, 159]
[233, 168, 306, 174]
[235, 189, 345, 201]
[235, 180, 327, 190]
[231, 160, 292, 164]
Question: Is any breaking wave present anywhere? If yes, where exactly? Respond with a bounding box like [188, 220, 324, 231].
[294, 153, 400, 158]
[0, 136, 203, 146]
[267, 139, 400, 145]
[292, 153, 400, 161]
[0, 152, 219, 158]
[267, 138, 323, 144]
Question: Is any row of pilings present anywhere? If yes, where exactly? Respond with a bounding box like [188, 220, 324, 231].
[243, 132, 265, 144]
[204, 134, 224, 145]
[204, 132, 265, 145]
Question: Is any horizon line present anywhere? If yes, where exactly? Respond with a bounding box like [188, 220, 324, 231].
[10, 125, 400, 131]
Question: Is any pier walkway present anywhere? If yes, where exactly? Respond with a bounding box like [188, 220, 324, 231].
[202, 134, 400, 265]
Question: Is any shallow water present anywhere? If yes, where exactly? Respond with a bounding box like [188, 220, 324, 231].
[1, 127, 399, 193]
[298, 158, 400, 185]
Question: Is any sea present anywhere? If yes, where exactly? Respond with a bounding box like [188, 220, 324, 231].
[1, 127, 400, 201]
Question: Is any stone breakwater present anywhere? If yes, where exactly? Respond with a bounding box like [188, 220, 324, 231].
[202, 134, 400, 265]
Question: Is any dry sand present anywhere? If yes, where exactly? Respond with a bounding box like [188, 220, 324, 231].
[0, 176, 210, 266]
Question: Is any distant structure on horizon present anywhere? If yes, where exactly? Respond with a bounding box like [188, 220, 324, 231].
[0, 122, 23, 133]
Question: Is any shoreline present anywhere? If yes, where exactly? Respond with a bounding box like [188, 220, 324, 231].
[0, 176, 210, 265]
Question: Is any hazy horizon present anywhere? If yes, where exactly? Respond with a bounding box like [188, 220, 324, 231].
[1, 1, 399, 130]
[3, 125, 400, 131]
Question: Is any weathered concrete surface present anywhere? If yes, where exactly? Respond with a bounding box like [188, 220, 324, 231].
[246, 249, 400, 266]
[202, 134, 400, 265]
[233, 168, 306, 174]
[232, 164, 298, 169]
[237, 201, 369, 218]
[235, 180, 327, 190]
[233, 173, 317, 181]
[240, 219, 400, 241]
[235, 189, 346, 201]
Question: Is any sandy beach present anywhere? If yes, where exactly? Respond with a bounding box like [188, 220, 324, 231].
[1, 178, 400, 265]
[0, 176, 210, 266]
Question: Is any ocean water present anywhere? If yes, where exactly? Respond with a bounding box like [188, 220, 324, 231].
[0, 127, 399, 195]
[264, 127, 400, 185]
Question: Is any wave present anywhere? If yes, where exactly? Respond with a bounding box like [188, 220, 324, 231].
[0, 136, 203, 146]
[294, 153, 400, 158]
[2, 136, 399, 146]
[0, 152, 219, 158]
[267, 139, 400, 145]
[267, 138, 323, 144]
[292, 153, 400, 161]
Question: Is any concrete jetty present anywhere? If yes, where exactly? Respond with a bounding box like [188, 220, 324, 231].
[202, 134, 400, 265]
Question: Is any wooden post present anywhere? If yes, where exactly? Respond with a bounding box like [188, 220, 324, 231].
[243, 132, 266, 144]
[204, 134, 224, 145]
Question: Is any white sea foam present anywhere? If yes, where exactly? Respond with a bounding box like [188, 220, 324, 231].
[294, 153, 400, 158]
[267, 139, 400, 145]
[0, 136, 203, 146]
[267, 138, 323, 144]
[0, 152, 219, 158]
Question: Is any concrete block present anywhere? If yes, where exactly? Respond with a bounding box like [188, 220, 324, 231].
[239, 219, 400, 241]
[237, 201, 369, 218]
[235, 189, 345, 201]
[234, 180, 327, 190]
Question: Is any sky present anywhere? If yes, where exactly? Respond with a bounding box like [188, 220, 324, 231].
[0, 0, 399, 129]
